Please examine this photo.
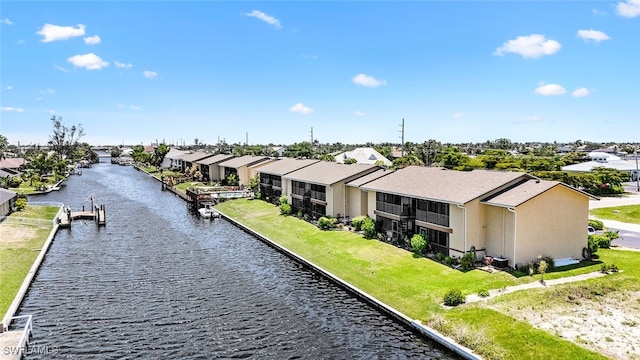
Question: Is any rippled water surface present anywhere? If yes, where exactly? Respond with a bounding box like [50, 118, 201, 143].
[20, 160, 459, 359]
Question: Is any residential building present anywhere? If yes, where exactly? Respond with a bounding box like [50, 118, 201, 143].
[334, 147, 393, 166]
[257, 158, 320, 203]
[180, 151, 214, 173]
[218, 155, 274, 186]
[198, 154, 235, 182]
[283, 162, 380, 219]
[361, 166, 593, 267]
[561, 152, 639, 181]
[344, 168, 395, 218]
[0, 188, 17, 218]
[161, 148, 189, 169]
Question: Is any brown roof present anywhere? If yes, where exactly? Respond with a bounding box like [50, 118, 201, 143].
[346, 168, 395, 187]
[0, 158, 26, 169]
[256, 158, 320, 176]
[0, 188, 17, 203]
[284, 162, 379, 186]
[219, 155, 270, 168]
[198, 154, 235, 165]
[181, 151, 213, 162]
[482, 179, 594, 207]
[361, 166, 530, 204]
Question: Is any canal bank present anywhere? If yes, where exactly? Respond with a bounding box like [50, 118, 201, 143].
[217, 208, 481, 360]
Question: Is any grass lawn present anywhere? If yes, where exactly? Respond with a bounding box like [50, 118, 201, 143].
[215, 199, 613, 360]
[590, 204, 640, 225]
[0, 205, 58, 319]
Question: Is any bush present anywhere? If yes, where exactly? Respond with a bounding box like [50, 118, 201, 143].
[410, 234, 427, 255]
[278, 195, 288, 206]
[444, 256, 453, 266]
[478, 289, 490, 298]
[443, 288, 465, 306]
[279, 202, 291, 215]
[590, 234, 612, 250]
[351, 216, 367, 231]
[538, 255, 555, 272]
[15, 198, 27, 211]
[361, 217, 377, 239]
[460, 252, 475, 270]
[588, 236, 600, 255]
[318, 216, 336, 230]
[589, 219, 604, 230]
[435, 252, 445, 262]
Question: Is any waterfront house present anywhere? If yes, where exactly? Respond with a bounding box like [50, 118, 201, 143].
[0, 157, 27, 172]
[161, 148, 189, 169]
[334, 147, 393, 167]
[344, 168, 395, 219]
[361, 166, 593, 267]
[283, 162, 380, 219]
[0, 188, 17, 218]
[198, 154, 235, 182]
[180, 151, 214, 173]
[218, 155, 274, 186]
[256, 158, 320, 203]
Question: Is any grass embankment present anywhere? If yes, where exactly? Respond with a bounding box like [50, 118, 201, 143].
[0, 205, 58, 318]
[215, 199, 619, 360]
[591, 205, 640, 225]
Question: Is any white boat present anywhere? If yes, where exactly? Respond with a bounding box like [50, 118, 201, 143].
[198, 206, 220, 219]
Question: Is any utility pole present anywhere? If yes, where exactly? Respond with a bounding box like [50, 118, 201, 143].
[246, 132, 249, 146]
[309, 127, 314, 149]
[399, 118, 405, 157]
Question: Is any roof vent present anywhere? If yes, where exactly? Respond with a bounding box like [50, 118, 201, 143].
[535, 179, 540, 183]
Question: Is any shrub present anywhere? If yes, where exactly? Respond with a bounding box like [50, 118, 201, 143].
[279, 202, 291, 215]
[443, 288, 465, 306]
[297, 210, 304, 218]
[600, 263, 609, 273]
[318, 216, 336, 230]
[435, 252, 445, 262]
[361, 217, 377, 239]
[478, 289, 490, 298]
[410, 234, 427, 255]
[588, 236, 600, 255]
[444, 256, 453, 266]
[351, 216, 367, 231]
[460, 252, 475, 270]
[278, 195, 288, 206]
[608, 263, 619, 272]
[15, 198, 27, 211]
[517, 262, 535, 275]
[588, 219, 604, 230]
[539, 255, 555, 271]
[590, 234, 612, 249]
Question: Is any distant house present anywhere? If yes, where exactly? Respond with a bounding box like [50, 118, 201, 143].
[283, 162, 380, 219]
[0, 158, 26, 171]
[334, 147, 392, 167]
[561, 152, 639, 181]
[0, 188, 18, 218]
[361, 166, 594, 267]
[198, 154, 235, 182]
[161, 148, 189, 169]
[272, 146, 286, 157]
[257, 158, 320, 203]
[218, 155, 274, 186]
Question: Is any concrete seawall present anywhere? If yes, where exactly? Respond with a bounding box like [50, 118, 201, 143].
[216, 209, 481, 360]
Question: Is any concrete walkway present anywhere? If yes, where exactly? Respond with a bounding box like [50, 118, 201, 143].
[589, 191, 640, 233]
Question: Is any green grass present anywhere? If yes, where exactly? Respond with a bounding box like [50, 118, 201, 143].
[216, 199, 613, 359]
[590, 204, 640, 224]
[0, 205, 58, 319]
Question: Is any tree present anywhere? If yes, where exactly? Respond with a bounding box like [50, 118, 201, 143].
[0, 134, 8, 160]
[154, 143, 170, 167]
[48, 115, 85, 158]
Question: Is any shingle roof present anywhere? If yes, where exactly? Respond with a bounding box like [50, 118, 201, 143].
[181, 151, 214, 163]
[218, 155, 270, 168]
[256, 158, 320, 176]
[0, 158, 26, 169]
[284, 162, 378, 185]
[164, 148, 189, 160]
[361, 166, 530, 204]
[198, 154, 235, 165]
[346, 168, 395, 187]
[0, 188, 17, 203]
[561, 160, 639, 172]
[481, 179, 558, 207]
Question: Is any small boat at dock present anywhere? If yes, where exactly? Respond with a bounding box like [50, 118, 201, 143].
[198, 205, 220, 219]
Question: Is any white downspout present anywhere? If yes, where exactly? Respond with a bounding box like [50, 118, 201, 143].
[456, 204, 467, 254]
[507, 207, 517, 267]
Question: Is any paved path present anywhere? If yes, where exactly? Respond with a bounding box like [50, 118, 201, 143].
[589, 191, 640, 233]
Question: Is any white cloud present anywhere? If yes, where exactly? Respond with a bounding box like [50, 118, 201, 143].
[355, 110, 366, 117]
[289, 103, 314, 115]
[67, 53, 109, 70]
[352, 73, 387, 88]
[54, 64, 71, 73]
[534, 83, 566, 96]
[572, 88, 590, 97]
[452, 112, 465, 118]
[37, 23, 86, 43]
[592, 8, 606, 16]
[83, 35, 101, 45]
[617, 0, 640, 17]
[494, 34, 561, 58]
[130, 105, 141, 111]
[245, 10, 282, 29]
[115, 61, 133, 69]
[143, 70, 158, 79]
[1, 106, 24, 112]
[1, 18, 13, 25]
[577, 29, 611, 43]
[6, 85, 12, 90]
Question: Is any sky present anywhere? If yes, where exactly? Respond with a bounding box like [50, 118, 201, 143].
[1, 1, 639, 147]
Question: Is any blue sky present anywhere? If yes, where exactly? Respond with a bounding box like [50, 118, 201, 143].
[1, 1, 639, 147]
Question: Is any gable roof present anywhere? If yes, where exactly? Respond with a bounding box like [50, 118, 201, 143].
[0, 158, 26, 169]
[334, 147, 392, 166]
[181, 151, 213, 163]
[482, 179, 596, 207]
[361, 166, 531, 204]
[284, 162, 378, 186]
[164, 148, 189, 160]
[346, 168, 395, 187]
[218, 155, 270, 168]
[198, 154, 235, 165]
[0, 188, 17, 203]
[256, 158, 320, 176]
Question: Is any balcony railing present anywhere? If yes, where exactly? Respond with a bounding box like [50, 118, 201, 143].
[310, 190, 326, 201]
[291, 187, 306, 196]
[376, 201, 402, 215]
[416, 209, 449, 226]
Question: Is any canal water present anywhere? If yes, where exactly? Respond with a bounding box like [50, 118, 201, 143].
[20, 160, 459, 359]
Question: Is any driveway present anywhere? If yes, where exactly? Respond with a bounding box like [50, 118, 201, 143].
[589, 186, 640, 249]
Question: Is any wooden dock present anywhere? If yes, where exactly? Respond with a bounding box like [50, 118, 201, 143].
[58, 205, 106, 228]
